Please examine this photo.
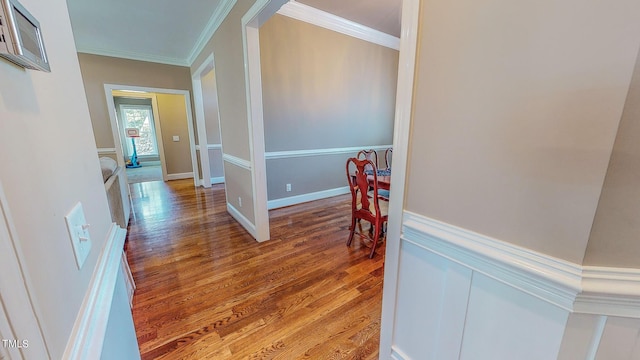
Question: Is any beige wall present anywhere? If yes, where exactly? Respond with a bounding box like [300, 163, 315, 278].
[156, 93, 193, 175]
[584, 49, 640, 267]
[201, 69, 225, 179]
[191, 0, 258, 223]
[0, 0, 120, 357]
[405, 0, 640, 264]
[259, 14, 397, 200]
[77, 53, 193, 148]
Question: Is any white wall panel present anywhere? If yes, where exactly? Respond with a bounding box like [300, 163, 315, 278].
[460, 273, 569, 360]
[393, 241, 471, 359]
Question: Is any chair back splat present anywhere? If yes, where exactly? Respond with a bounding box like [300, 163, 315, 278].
[345, 157, 389, 258]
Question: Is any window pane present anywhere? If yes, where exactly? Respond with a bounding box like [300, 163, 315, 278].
[122, 106, 158, 157]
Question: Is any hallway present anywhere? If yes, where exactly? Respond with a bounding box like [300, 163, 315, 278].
[125, 180, 384, 359]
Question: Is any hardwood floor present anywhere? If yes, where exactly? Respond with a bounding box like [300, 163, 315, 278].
[126, 179, 385, 359]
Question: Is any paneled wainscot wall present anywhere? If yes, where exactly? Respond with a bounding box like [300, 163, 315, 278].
[390, 212, 640, 360]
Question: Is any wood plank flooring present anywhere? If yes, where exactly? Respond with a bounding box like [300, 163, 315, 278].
[125, 180, 384, 359]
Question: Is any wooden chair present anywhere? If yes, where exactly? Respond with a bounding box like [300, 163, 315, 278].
[357, 149, 378, 172]
[384, 148, 393, 170]
[346, 157, 388, 258]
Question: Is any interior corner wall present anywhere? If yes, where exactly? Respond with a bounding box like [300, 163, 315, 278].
[76, 53, 193, 149]
[0, 0, 120, 357]
[201, 70, 224, 179]
[191, 0, 258, 226]
[584, 47, 640, 268]
[404, 0, 640, 264]
[259, 14, 398, 201]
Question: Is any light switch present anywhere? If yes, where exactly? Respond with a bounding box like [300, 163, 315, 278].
[172, 135, 180, 142]
[65, 202, 92, 269]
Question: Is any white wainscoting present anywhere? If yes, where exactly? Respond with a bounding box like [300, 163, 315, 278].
[63, 224, 133, 359]
[394, 211, 640, 360]
[222, 153, 252, 170]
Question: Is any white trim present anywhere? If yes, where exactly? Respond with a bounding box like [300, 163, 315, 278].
[379, 0, 420, 354]
[401, 211, 583, 311]
[62, 224, 127, 360]
[277, 2, 400, 51]
[77, 49, 188, 67]
[267, 186, 350, 210]
[166, 172, 194, 181]
[187, 0, 238, 66]
[211, 176, 225, 184]
[575, 267, 640, 318]
[226, 203, 257, 239]
[195, 144, 223, 151]
[97, 148, 116, 155]
[586, 315, 607, 360]
[390, 347, 409, 360]
[192, 54, 214, 188]
[243, 0, 282, 243]
[222, 153, 252, 171]
[265, 145, 393, 160]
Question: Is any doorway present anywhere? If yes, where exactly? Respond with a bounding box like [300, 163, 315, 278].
[103, 84, 199, 187]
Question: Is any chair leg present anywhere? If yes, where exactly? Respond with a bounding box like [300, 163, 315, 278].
[369, 220, 381, 259]
[347, 216, 356, 246]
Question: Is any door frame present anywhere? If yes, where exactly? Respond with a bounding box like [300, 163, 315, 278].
[191, 53, 226, 188]
[104, 84, 199, 187]
[111, 90, 168, 181]
[240, 0, 420, 354]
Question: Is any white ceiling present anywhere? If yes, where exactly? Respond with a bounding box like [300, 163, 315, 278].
[65, 0, 401, 67]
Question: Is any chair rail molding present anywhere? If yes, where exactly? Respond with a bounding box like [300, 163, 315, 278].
[575, 267, 640, 318]
[222, 153, 252, 171]
[265, 145, 393, 160]
[97, 148, 117, 155]
[63, 224, 127, 359]
[277, 1, 400, 50]
[402, 211, 583, 311]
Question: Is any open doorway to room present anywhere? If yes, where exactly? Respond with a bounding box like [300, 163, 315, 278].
[113, 93, 163, 183]
[103, 84, 199, 187]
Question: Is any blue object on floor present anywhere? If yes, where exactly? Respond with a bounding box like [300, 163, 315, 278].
[126, 137, 142, 168]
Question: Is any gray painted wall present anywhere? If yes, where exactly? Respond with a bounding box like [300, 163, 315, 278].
[260, 14, 398, 202]
[585, 48, 640, 267]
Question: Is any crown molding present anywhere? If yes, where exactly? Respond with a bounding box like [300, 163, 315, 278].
[76, 47, 189, 67]
[277, 1, 400, 50]
[187, 0, 238, 66]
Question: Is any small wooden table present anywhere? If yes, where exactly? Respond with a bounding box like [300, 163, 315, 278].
[369, 175, 390, 191]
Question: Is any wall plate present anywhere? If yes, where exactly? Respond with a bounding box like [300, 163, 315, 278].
[65, 202, 92, 269]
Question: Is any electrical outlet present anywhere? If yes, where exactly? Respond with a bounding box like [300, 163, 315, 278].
[286, 183, 292, 192]
[65, 202, 92, 270]
[238, 197, 242, 207]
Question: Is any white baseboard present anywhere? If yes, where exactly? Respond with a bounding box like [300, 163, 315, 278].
[166, 172, 194, 181]
[211, 176, 224, 184]
[63, 224, 127, 360]
[267, 186, 350, 210]
[227, 203, 257, 240]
